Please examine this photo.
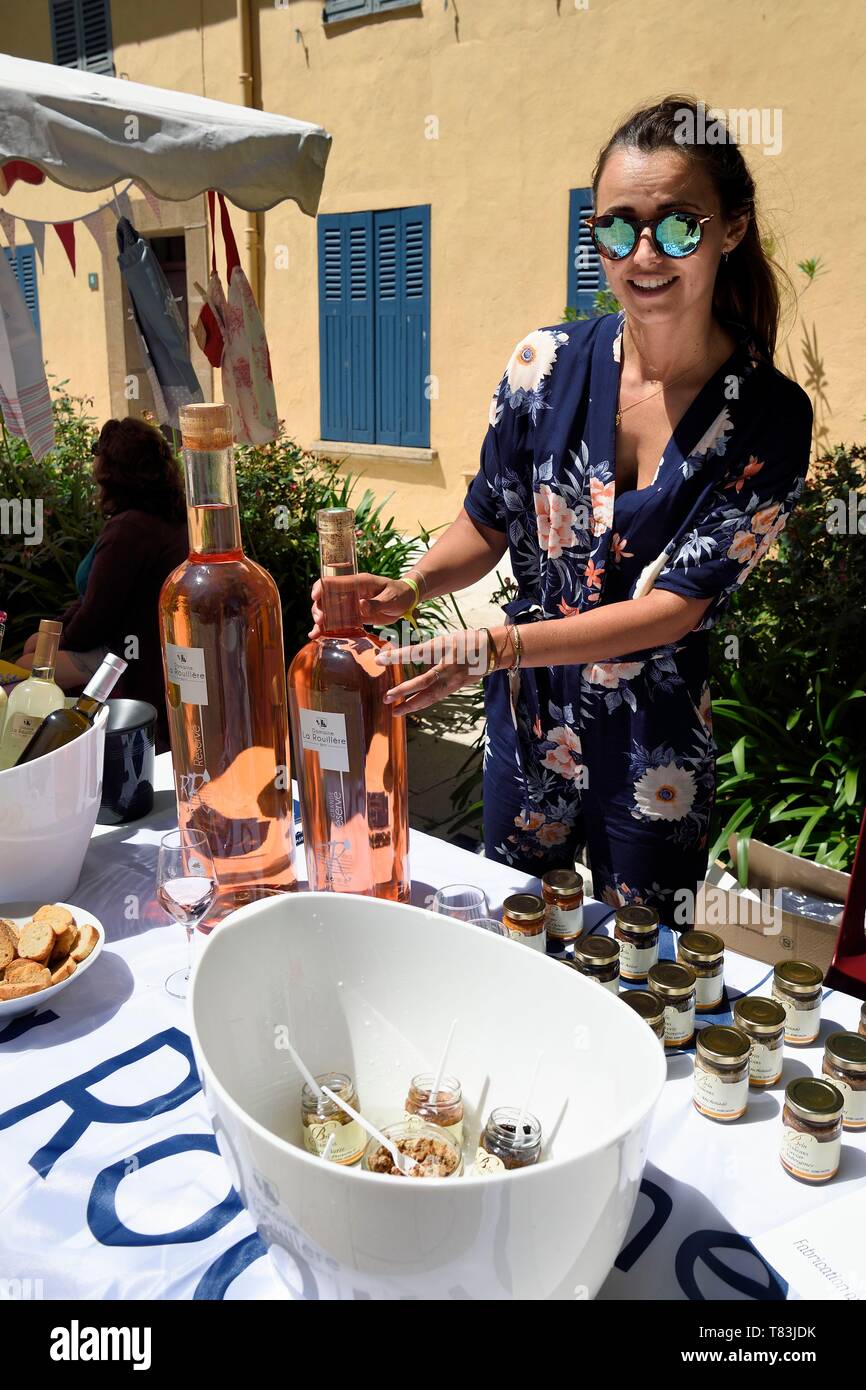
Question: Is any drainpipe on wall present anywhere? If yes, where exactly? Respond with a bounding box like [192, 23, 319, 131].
[237, 0, 263, 306]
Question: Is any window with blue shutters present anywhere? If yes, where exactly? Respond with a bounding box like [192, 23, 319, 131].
[51, 0, 114, 76]
[567, 187, 604, 316]
[3, 246, 41, 339]
[323, 0, 418, 23]
[318, 206, 430, 448]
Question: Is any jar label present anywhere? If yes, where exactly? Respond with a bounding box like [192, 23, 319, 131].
[505, 926, 546, 952]
[546, 903, 583, 941]
[599, 975, 620, 994]
[824, 1073, 866, 1128]
[749, 1038, 783, 1084]
[663, 1001, 695, 1045]
[403, 1111, 464, 1145]
[619, 938, 659, 980]
[299, 708, 350, 773]
[472, 1147, 505, 1176]
[303, 1117, 365, 1165]
[780, 1127, 841, 1181]
[693, 1063, 748, 1120]
[774, 988, 821, 1042]
[165, 643, 209, 706]
[694, 971, 725, 1010]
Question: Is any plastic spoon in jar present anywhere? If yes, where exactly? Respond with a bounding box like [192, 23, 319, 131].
[428, 1017, 458, 1110]
[320, 1085, 418, 1175]
[515, 1050, 543, 1145]
[283, 1038, 324, 1103]
[321, 1132, 336, 1162]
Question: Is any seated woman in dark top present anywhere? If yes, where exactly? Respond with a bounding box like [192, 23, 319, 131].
[19, 418, 188, 751]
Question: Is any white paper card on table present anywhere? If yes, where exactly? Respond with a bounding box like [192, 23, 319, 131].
[753, 1186, 866, 1300]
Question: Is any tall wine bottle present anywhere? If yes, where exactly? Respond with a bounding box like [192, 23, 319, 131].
[0, 619, 65, 770]
[159, 402, 297, 924]
[288, 508, 410, 900]
[15, 653, 127, 765]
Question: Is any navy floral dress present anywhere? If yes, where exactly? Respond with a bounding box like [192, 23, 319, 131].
[464, 312, 812, 920]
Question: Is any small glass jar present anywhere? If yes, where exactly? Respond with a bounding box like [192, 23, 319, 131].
[301, 1070, 366, 1165]
[693, 1025, 750, 1121]
[772, 960, 824, 1045]
[859, 1001, 866, 1039]
[780, 1076, 843, 1183]
[621, 988, 666, 1042]
[405, 1072, 464, 1145]
[647, 961, 697, 1047]
[361, 1120, 463, 1178]
[677, 930, 725, 1011]
[502, 893, 546, 952]
[733, 996, 786, 1087]
[822, 1031, 866, 1131]
[614, 905, 660, 982]
[474, 1107, 542, 1174]
[571, 934, 620, 993]
[542, 869, 584, 953]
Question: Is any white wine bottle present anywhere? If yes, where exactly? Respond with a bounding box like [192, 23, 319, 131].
[15, 653, 127, 766]
[0, 619, 65, 770]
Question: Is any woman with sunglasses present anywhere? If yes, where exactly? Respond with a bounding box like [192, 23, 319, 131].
[309, 96, 812, 922]
[18, 417, 188, 751]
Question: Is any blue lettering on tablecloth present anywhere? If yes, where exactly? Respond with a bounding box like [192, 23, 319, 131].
[193, 1234, 268, 1299]
[0, 1028, 199, 1178]
[675, 1231, 787, 1300]
[88, 1134, 243, 1245]
[614, 1177, 673, 1272]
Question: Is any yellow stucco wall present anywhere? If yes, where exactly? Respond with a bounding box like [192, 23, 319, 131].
[3, 0, 864, 534]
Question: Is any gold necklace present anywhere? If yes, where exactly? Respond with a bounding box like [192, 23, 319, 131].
[615, 354, 708, 427]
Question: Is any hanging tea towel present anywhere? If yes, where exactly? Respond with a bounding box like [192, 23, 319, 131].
[0, 247, 55, 461]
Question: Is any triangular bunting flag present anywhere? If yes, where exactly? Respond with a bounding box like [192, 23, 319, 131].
[137, 182, 162, 223]
[23, 220, 45, 269]
[53, 221, 76, 273]
[82, 205, 111, 258]
[0, 208, 15, 251]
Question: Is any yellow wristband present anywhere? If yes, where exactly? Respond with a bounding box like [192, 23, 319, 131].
[400, 574, 421, 632]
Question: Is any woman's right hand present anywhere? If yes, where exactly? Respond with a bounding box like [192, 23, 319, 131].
[309, 573, 419, 639]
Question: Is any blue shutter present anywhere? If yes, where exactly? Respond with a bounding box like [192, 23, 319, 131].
[398, 205, 429, 447]
[3, 246, 40, 338]
[567, 187, 604, 316]
[317, 213, 374, 443]
[51, 0, 113, 75]
[323, 0, 373, 21]
[373, 210, 401, 445]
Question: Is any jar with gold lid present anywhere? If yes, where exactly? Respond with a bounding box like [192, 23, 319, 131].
[614, 905, 660, 982]
[571, 934, 620, 992]
[502, 893, 546, 952]
[621, 988, 665, 1042]
[780, 1076, 843, 1183]
[693, 1025, 750, 1121]
[405, 1073, 464, 1145]
[677, 930, 725, 1011]
[822, 1031, 866, 1131]
[772, 960, 823, 1045]
[301, 1070, 366, 1165]
[647, 961, 697, 1047]
[542, 869, 584, 953]
[733, 996, 786, 1087]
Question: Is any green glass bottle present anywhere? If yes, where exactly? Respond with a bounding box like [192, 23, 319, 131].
[15, 653, 127, 766]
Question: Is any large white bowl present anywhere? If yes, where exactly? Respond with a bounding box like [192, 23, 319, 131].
[0, 707, 107, 902]
[190, 893, 666, 1301]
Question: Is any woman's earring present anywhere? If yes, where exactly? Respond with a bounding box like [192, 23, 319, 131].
[722, 250, 730, 264]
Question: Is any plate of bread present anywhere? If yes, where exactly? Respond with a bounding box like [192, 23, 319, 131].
[0, 902, 104, 1020]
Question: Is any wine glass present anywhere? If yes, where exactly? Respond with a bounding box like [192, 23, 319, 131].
[157, 828, 217, 999]
[430, 883, 491, 923]
[472, 916, 507, 937]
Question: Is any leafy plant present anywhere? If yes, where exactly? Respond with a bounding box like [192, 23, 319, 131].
[563, 288, 621, 322]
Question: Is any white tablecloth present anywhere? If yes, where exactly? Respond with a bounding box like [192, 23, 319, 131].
[1, 754, 863, 1301]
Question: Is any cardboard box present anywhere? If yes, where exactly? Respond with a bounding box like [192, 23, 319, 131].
[694, 836, 849, 974]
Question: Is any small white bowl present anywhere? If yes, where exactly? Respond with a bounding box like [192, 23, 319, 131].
[190, 892, 666, 1301]
[0, 902, 105, 1021]
[0, 707, 107, 901]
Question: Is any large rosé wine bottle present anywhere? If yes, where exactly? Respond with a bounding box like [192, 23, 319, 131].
[159, 403, 297, 926]
[288, 507, 410, 901]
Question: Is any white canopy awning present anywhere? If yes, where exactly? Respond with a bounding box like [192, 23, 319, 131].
[0, 54, 331, 215]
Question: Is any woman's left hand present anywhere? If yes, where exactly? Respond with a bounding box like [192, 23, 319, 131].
[375, 629, 492, 716]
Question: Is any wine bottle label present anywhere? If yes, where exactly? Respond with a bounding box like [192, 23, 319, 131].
[165, 643, 209, 706]
[299, 709, 350, 772]
[4, 712, 42, 747]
